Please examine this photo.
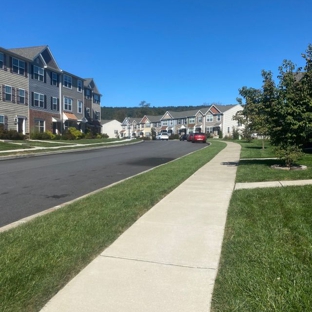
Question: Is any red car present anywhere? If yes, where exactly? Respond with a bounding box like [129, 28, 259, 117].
[192, 132, 207, 143]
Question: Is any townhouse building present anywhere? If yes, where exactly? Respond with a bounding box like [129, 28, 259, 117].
[84, 78, 102, 133]
[120, 104, 243, 139]
[0, 47, 29, 134]
[0, 45, 102, 135]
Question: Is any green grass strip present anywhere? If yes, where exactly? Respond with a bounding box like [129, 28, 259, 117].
[211, 186, 312, 312]
[0, 141, 226, 312]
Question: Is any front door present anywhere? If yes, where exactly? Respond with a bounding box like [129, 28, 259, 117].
[17, 118, 24, 134]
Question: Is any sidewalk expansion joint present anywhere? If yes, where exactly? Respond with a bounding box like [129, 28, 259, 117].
[100, 254, 216, 271]
[279, 181, 284, 187]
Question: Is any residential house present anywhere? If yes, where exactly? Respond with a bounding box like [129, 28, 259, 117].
[203, 104, 244, 137]
[0, 47, 29, 134]
[84, 78, 102, 134]
[7, 45, 62, 134]
[139, 115, 163, 137]
[120, 117, 142, 138]
[61, 70, 86, 132]
[101, 119, 122, 138]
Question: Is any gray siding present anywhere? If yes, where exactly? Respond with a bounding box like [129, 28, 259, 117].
[61, 73, 84, 120]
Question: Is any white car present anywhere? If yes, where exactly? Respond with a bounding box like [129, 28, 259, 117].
[160, 132, 169, 140]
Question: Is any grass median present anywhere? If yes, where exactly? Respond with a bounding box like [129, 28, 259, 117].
[212, 139, 312, 311]
[0, 140, 226, 312]
[211, 186, 312, 311]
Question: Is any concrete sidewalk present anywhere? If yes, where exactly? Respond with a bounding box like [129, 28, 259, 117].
[41, 142, 241, 312]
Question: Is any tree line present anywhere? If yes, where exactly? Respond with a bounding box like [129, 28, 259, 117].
[101, 103, 212, 121]
[234, 44, 312, 167]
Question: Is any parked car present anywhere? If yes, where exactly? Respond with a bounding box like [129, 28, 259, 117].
[160, 132, 169, 140]
[180, 134, 187, 141]
[155, 134, 162, 140]
[192, 132, 207, 143]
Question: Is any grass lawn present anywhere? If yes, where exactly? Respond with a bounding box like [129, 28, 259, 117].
[0, 142, 35, 150]
[234, 139, 312, 182]
[211, 186, 312, 312]
[0, 140, 226, 312]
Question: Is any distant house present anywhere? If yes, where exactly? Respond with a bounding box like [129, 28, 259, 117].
[101, 119, 122, 138]
[202, 104, 244, 137]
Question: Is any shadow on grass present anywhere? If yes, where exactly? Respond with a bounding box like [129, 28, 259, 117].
[238, 159, 283, 166]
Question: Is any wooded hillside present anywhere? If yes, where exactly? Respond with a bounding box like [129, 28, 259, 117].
[101, 105, 213, 121]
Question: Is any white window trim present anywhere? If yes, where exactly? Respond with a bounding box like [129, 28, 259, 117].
[5, 85, 12, 101]
[19, 89, 25, 104]
[34, 119, 45, 133]
[52, 72, 58, 86]
[63, 74, 72, 89]
[52, 97, 58, 110]
[206, 114, 213, 122]
[34, 92, 44, 108]
[77, 80, 82, 93]
[0, 115, 4, 124]
[34, 65, 44, 81]
[64, 96, 73, 111]
[77, 100, 83, 114]
[12, 58, 25, 75]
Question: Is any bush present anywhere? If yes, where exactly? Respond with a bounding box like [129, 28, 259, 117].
[169, 134, 179, 140]
[30, 130, 55, 140]
[0, 125, 25, 140]
[274, 145, 303, 167]
[67, 127, 84, 140]
[219, 130, 223, 139]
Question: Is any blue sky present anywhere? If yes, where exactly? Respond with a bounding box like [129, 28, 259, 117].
[2, 0, 312, 107]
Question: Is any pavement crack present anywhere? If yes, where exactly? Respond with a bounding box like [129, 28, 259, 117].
[100, 254, 216, 271]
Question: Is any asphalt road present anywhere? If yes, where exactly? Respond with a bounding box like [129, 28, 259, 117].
[0, 140, 207, 227]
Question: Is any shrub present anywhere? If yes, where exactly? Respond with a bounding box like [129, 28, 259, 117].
[219, 130, 223, 139]
[274, 145, 303, 168]
[67, 127, 84, 140]
[0, 125, 25, 140]
[169, 134, 179, 140]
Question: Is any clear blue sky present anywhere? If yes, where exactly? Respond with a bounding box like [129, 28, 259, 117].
[2, 0, 311, 107]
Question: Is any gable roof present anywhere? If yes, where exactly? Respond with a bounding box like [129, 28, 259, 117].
[84, 78, 101, 94]
[8, 45, 60, 71]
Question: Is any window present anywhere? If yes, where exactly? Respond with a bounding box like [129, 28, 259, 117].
[0, 53, 3, 69]
[34, 65, 44, 81]
[85, 107, 90, 118]
[206, 114, 213, 122]
[227, 127, 230, 133]
[188, 118, 195, 124]
[4, 85, 12, 101]
[85, 89, 91, 99]
[12, 58, 25, 75]
[217, 114, 221, 121]
[34, 119, 45, 133]
[0, 115, 4, 124]
[52, 72, 58, 86]
[94, 111, 100, 120]
[93, 94, 100, 103]
[77, 80, 82, 92]
[77, 100, 83, 114]
[18, 89, 25, 104]
[206, 127, 213, 133]
[34, 92, 44, 108]
[63, 75, 72, 88]
[198, 116, 202, 123]
[52, 97, 58, 110]
[64, 97, 72, 111]
[162, 121, 168, 126]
